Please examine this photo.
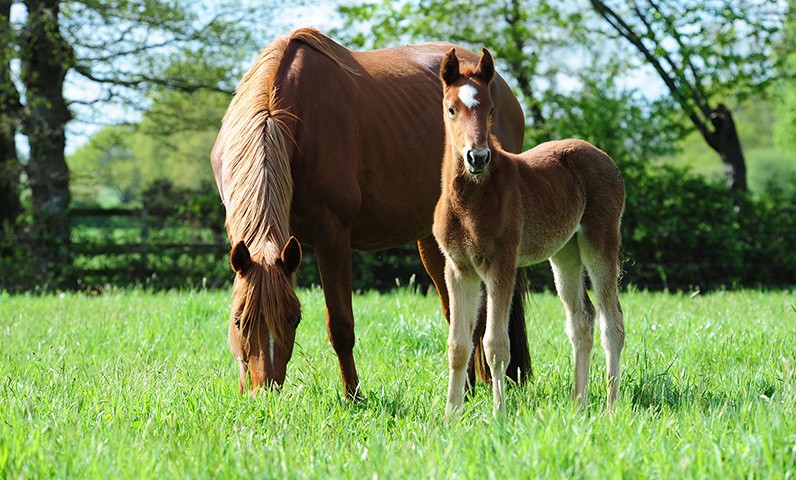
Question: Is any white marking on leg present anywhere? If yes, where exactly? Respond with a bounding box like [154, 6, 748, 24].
[444, 263, 481, 423]
[458, 84, 480, 109]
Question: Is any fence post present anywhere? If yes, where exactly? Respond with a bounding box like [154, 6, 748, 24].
[140, 207, 149, 283]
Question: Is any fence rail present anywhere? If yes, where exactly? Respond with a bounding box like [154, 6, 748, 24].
[69, 207, 231, 288]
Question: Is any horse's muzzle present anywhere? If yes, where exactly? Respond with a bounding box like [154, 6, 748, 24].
[466, 148, 491, 174]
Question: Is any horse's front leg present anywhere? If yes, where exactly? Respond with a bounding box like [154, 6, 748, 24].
[444, 261, 482, 423]
[484, 261, 516, 417]
[314, 225, 360, 400]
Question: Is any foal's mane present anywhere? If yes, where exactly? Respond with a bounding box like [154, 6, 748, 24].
[221, 28, 356, 347]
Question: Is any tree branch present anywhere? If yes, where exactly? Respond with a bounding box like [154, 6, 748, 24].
[589, 0, 714, 144]
[72, 63, 233, 95]
[644, 0, 712, 118]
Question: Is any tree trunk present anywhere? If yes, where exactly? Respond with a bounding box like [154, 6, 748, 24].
[706, 104, 748, 192]
[0, 0, 21, 226]
[19, 0, 73, 283]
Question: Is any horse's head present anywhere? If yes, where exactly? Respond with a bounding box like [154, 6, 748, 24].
[440, 47, 496, 176]
[227, 236, 302, 394]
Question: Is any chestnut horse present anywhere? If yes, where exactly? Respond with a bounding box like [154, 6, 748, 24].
[433, 48, 626, 421]
[210, 28, 532, 398]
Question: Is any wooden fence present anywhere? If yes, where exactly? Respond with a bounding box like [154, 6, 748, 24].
[69, 207, 232, 289]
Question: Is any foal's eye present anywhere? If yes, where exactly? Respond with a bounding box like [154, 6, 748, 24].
[448, 107, 455, 116]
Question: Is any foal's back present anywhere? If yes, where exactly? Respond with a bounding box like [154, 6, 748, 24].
[486, 138, 624, 267]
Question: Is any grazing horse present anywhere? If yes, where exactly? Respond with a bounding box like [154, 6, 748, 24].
[210, 28, 532, 398]
[433, 48, 626, 422]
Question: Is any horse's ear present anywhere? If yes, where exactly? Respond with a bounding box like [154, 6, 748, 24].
[474, 48, 495, 84]
[279, 236, 302, 275]
[230, 241, 252, 275]
[440, 48, 461, 86]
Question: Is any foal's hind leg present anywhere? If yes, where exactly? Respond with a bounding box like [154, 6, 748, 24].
[444, 261, 482, 423]
[550, 237, 595, 406]
[579, 231, 625, 406]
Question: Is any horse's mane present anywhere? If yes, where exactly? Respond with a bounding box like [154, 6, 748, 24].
[221, 28, 355, 347]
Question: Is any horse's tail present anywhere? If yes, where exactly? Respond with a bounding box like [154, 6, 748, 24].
[472, 268, 533, 385]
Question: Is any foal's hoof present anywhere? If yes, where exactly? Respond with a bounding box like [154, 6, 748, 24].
[444, 406, 462, 425]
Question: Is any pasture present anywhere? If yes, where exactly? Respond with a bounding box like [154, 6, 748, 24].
[1, 287, 794, 478]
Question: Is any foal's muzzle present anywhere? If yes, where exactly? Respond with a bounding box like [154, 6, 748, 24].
[466, 148, 491, 175]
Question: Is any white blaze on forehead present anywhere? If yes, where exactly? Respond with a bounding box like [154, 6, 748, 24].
[458, 84, 480, 109]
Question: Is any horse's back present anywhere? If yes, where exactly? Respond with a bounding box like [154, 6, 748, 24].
[277, 33, 524, 249]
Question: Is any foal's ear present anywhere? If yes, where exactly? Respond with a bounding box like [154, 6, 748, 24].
[278, 236, 302, 276]
[474, 48, 495, 84]
[440, 48, 461, 86]
[230, 241, 252, 275]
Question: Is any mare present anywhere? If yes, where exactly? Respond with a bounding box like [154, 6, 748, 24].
[210, 28, 532, 398]
[432, 48, 626, 422]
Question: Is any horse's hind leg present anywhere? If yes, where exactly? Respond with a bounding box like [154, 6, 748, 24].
[579, 228, 625, 405]
[550, 237, 595, 406]
[444, 261, 482, 423]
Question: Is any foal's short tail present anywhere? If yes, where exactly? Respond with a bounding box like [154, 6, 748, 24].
[472, 268, 533, 384]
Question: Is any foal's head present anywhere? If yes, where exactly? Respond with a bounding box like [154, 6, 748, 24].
[440, 48, 496, 176]
[228, 237, 302, 393]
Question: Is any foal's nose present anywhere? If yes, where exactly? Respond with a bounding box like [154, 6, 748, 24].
[466, 147, 491, 174]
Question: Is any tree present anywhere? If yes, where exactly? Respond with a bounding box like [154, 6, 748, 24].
[774, 0, 796, 153]
[588, 0, 788, 192]
[0, 0, 269, 285]
[19, 0, 74, 271]
[0, 0, 21, 226]
[335, 0, 683, 158]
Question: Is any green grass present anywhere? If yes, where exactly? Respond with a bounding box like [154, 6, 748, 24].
[2, 288, 795, 478]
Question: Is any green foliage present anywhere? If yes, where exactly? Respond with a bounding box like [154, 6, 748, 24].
[1, 289, 795, 477]
[621, 161, 796, 290]
[660, 96, 796, 192]
[546, 77, 686, 161]
[773, 1, 796, 152]
[67, 122, 220, 207]
[336, 0, 684, 156]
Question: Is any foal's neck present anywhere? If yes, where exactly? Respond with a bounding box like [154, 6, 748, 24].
[441, 137, 505, 193]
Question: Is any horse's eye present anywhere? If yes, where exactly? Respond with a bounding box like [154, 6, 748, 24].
[490, 107, 495, 116]
[293, 315, 301, 330]
[448, 107, 455, 116]
[234, 314, 241, 329]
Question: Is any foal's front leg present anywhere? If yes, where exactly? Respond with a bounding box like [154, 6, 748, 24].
[484, 263, 516, 417]
[444, 261, 482, 423]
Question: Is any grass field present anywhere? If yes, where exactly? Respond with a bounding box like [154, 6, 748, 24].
[2, 287, 795, 478]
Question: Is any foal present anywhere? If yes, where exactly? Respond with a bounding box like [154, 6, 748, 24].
[433, 48, 626, 422]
